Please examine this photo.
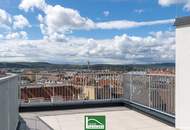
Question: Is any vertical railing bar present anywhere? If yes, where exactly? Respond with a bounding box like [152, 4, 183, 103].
[130, 74, 132, 101]
[148, 75, 151, 108]
[153, 77, 155, 109]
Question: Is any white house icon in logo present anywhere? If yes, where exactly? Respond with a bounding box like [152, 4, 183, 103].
[85, 116, 105, 129]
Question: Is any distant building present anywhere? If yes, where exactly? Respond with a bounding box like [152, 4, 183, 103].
[0, 69, 7, 77]
[83, 86, 96, 100]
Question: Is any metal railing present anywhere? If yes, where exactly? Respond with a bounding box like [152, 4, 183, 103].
[123, 73, 175, 115]
[19, 71, 123, 104]
[19, 71, 175, 116]
[19, 71, 175, 129]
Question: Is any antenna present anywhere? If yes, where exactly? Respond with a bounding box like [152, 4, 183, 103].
[87, 60, 90, 71]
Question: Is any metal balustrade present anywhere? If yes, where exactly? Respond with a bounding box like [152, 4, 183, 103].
[123, 73, 175, 115]
[19, 71, 124, 104]
[19, 71, 175, 116]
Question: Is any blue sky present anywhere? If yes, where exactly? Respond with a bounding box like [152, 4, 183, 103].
[0, 0, 188, 39]
[0, 0, 189, 64]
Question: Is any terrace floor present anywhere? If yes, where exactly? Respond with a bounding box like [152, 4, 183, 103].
[20, 107, 176, 130]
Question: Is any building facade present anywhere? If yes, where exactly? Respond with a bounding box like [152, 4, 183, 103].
[0, 74, 19, 130]
[175, 16, 190, 130]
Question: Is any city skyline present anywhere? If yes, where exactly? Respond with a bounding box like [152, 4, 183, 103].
[0, 0, 189, 64]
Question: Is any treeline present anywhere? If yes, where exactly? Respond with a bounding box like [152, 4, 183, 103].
[0, 62, 175, 71]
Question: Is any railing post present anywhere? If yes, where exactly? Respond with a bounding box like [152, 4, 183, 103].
[53, 86, 54, 103]
[35, 119, 37, 130]
[148, 75, 151, 108]
[109, 73, 111, 99]
[18, 74, 21, 106]
[130, 74, 132, 101]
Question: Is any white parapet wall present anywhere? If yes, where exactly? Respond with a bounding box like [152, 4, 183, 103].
[0, 74, 19, 130]
[175, 16, 190, 130]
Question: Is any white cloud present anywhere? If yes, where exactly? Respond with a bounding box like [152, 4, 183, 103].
[0, 9, 12, 24]
[0, 9, 30, 30]
[184, 1, 190, 11]
[103, 11, 110, 17]
[41, 5, 94, 38]
[0, 31, 175, 64]
[19, 0, 174, 41]
[19, 0, 47, 12]
[13, 15, 31, 29]
[158, 0, 180, 6]
[0, 9, 12, 30]
[134, 9, 144, 14]
[37, 14, 43, 23]
[0, 8, 30, 40]
[96, 19, 174, 29]
[39, 7, 174, 41]
[35, 4, 94, 41]
[158, 0, 190, 11]
[0, 34, 3, 39]
[5, 31, 28, 40]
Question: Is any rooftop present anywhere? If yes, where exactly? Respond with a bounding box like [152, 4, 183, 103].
[18, 72, 175, 130]
[20, 107, 176, 130]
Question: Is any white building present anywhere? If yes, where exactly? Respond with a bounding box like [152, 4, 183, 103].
[0, 74, 19, 130]
[175, 16, 190, 130]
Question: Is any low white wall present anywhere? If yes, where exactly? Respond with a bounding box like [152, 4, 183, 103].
[176, 26, 190, 130]
[0, 74, 19, 130]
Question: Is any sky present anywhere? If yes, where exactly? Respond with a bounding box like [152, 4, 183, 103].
[0, 0, 189, 64]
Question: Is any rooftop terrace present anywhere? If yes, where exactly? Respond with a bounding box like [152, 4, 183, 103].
[18, 71, 175, 130]
[20, 107, 176, 130]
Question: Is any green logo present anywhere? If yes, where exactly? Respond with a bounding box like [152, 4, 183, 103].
[85, 115, 106, 130]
